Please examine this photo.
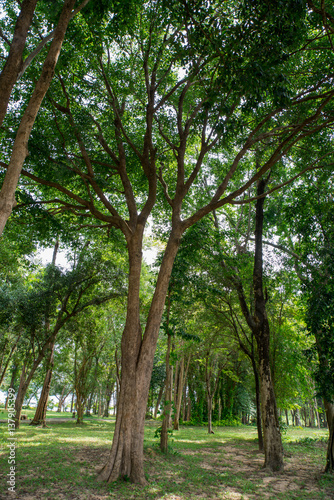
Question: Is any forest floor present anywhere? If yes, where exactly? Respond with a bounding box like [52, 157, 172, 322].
[0, 412, 333, 500]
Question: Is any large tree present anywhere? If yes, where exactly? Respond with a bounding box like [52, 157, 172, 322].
[4, 0, 334, 483]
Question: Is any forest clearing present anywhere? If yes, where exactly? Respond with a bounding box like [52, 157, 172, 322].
[0, 414, 332, 500]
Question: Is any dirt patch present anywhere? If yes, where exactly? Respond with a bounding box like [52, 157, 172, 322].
[1, 440, 331, 499]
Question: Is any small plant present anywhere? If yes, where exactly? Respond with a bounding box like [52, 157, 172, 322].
[154, 425, 173, 439]
[296, 436, 327, 445]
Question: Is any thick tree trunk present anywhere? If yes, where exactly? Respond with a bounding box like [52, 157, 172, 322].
[0, 0, 77, 235]
[98, 226, 181, 484]
[258, 345, 283, 470]
[324, 400, 334, 472]
[5, 365, 18, 410]
[253, 179, 283, 471]
[154, 382, 165, 419]
[30, 344, 55, 426]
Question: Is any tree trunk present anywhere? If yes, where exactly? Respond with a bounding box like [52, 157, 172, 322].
[253, 179, 283, 471]
[0, 0, 38, 126]
[160, 331, 173, 452]
[76, 395, 85, 424]
[98, 226, 181, 484]
[252, 358, 264, 452]
[324, 400, 334, 472]
[14, 363, 27, 428]
[0, 0, 77, 235]
[285, 410, 289, 426]
[173, 355, 190, 430]
[30, 344, 55, 426]
[0, 332, 22, 387]
[207, 395, 214, 434]
[314, 399, 321, 429]
[154, 382, 165, 419]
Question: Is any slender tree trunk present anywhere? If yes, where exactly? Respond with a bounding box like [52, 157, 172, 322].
[207, 395, 214, 434]
[0, 333, 22, 387]
[57, 387, 66, 412]
[0, 0, 38, 126]
[314, 399, 321, 429]
[285, 410, 289, 426]
[14, 363, 27, 428]
[324, 400, 334, 472]
[173, 355, 190, 430]
[30, 344, 55, 426]
[252, 358, 264, 451]
[0, 0, 77, 235]
[154, 382, 165, 419]
[161, 331, 173, 452]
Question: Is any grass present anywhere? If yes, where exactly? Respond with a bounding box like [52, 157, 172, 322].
[0, 415, 332, 500]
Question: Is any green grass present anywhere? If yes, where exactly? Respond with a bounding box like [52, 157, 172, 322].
[0, 418, 332, 500]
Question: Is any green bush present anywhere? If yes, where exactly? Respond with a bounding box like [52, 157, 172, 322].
[213, 417, 241, 427]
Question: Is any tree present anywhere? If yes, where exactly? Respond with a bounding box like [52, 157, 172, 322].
[12, 241, 125, 427]
[6, 0, 334, 482]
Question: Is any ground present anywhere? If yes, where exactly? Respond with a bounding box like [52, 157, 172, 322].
[0, 411, 333, 500]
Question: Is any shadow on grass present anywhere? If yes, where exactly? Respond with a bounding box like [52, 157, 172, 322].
[0, 423, 332, 500]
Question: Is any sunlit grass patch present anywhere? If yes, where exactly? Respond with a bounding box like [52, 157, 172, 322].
[0, 421, 332, 499]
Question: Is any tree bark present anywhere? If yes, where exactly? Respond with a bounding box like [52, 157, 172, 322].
[324, 400, 334, 472]
[173, 355, 190, 430]
[253, 179, 283, 471]
[161, 331, 173, 452]
[14, 363, 28, 427]
[30, 344, 55, 426]
[154, 381, 165, 419]
[0, 0, 38, 127]
[251, 357, 264, 451]
[285, 410, 289, 426]
[0, 332, 22, 387]
[0, 0, 77, 235]
[98, 226, 181, 484]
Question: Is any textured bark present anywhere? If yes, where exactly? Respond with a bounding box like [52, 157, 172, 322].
[324, 400, 334, 472]
[14, 364, 27, 428]
[0, 332, 21, 387]
[160, 329, 173, 452]
[154, 382, 165, 419]
[0, 0, 77, 235]
[173, 355, 190, 430]
[205, 357, 222, 435]
[252, 357, 264, 451]
[0, 0, 38, 126]
[232, 178, 283, 470]
[285, 410, 289, 426]
[314, 399, 321, 429]
[253, 179, 283, 471]
[30, 344, 55, 426]
[98, 227, 181, 484]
